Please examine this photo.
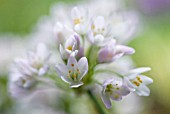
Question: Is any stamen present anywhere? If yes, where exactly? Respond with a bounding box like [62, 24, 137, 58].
[67, 46, 72, 51]
[74, 18, 81, 25]
[71, 64, 74, 67]
[133, 81, 140, 86]
[69, 70, 71, 73]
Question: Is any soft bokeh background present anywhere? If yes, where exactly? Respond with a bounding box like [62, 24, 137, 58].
[0, 0, 170, 114]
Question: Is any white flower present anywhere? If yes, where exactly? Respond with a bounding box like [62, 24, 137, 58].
[59, 33, 81, 60]
[55, 54, 88, 88]
[71, 6, 89, 35]
[101, 77, 130, 109]
[27, 43, 51, 76]
[88, 16, 111, 45]
[124, 67, 153, 96]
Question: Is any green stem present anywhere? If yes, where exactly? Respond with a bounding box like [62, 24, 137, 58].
[87, 89, 107, 114]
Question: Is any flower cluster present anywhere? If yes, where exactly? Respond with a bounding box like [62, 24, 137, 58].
[8, 3, 153, 111]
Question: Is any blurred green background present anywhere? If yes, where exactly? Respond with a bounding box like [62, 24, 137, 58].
[0, 0, 170, 114]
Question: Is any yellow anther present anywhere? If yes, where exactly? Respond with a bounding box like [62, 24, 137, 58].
[67, 46, 72, 51]
[133, 81, 140, 86]
[77, 68, 79, 71]
[136, 76, 143, 83]
[91, 25, 95, 30]
[69, 70, 71, 73]
[74, 18, 81, 25]
[116, 88, 119, 90]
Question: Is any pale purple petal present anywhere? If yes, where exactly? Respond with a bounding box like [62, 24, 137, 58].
[115, 45, 135, 55]
[117, 85, 130, 96]
[101, 93, 112, 109]
[67, 55, 78, 69]
[55, 64, 70, 83]
[109, 93, 122, 101]
[77, 57, 88, 80]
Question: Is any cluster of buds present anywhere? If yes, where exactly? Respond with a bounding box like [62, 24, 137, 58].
[9, 4, 153, 110]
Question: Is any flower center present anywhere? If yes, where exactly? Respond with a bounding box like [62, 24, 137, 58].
[67, 64, 81, 81]
[132, 76, 143, 87]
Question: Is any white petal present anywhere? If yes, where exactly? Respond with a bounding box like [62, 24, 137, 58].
[94, 34, 104, 44]
[71, 7, 81, 19]
[101, 93, 112, 109]
[88, 31, 94, 44]
[38, 65, 49, 76]
[77, 57, 88, 80]
[115, 45, 135, 55]
[36, 43, 49, 59]
[55, 64, 70, 83]
[130, 67, 151, 74]
[139, 75, 153, 85]
[67, 54, 78, 69]
[136, 85, 150, 96]
[70, 82, 83, 88]
[59, 44, 68, 59]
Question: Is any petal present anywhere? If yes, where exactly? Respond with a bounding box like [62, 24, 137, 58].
[55, 64, 70, 83]
[67, 54, 78, 69]
[123, 77, 136, 92]
[136, 85, 150, 96]
[36, 43, 49, 59]
[70, 81, 83, 88]
[38, 65, 49, 76]
[77, 57, 88, 80]
[98, 47, 113, 63]
[59, 44, 68, 59]
[129, 67, 151, 74]
[88, 31, 94, 44]
[139, 75, 153, 85]
[101, 93, 112, 109]
[117, 85, 130, 96]
[94, 16, 105, 29]
[115, 45, 135, 55]
[94, 34, 104, 44]
[109, 93, 122, 101]
[71, 7, 81, 19]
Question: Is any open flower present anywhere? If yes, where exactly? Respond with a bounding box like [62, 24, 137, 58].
[55, 54, 88, 88]
[98, 39, 135, 63]
[88, 16, 111, 45]
[59, 33, 81, 59]
[27, 43, 51, 76]
[124, 67, 153, 96]
[71, 7, 89, 35]
[101, 77, 130, 109]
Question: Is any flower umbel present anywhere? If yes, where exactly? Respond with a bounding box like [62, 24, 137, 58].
[55, 54, 88, 88]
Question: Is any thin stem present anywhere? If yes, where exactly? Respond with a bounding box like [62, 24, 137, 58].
[87, 89, 107, 114]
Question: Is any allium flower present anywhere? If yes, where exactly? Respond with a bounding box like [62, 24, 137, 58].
[71, 7, 89, 35]
[88, 16, 110, 45]
[124, 67, 153, 96]
[101, 77, 130, 109]
[98, 39, 135, 63]
[59, 34, 81, 59]
[55, 54, 88, 88]
[9, 59, 37, 89]
[27, 43, 51, 76]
